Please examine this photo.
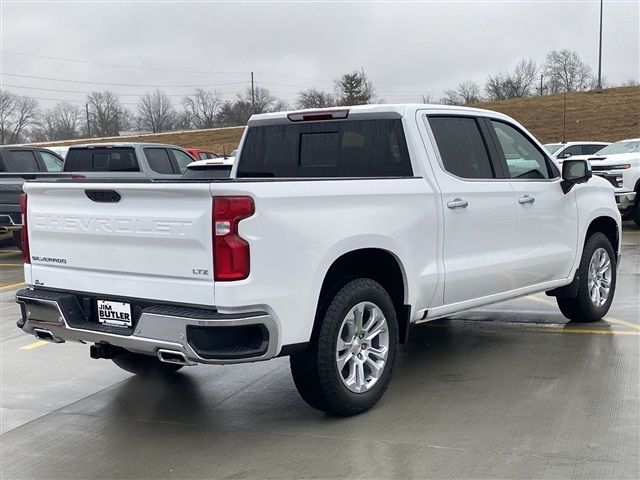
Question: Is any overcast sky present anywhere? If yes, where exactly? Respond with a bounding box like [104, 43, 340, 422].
[1, 0, 638, 110]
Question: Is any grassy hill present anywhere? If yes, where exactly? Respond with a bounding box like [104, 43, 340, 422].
[32, 86, 639, 151]
[473, 86, 640, 143]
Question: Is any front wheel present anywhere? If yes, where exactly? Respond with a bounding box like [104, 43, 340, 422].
[290, 278, 398, 416]
[557, 232, 616, 323]
[112, 351, 183, 376]
[632, 204, 640, 227]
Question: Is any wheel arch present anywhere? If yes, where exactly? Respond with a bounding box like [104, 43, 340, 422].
[548, 214, 619, 298]
[586, 215, 619, 257]
[313, 248, 411, 344]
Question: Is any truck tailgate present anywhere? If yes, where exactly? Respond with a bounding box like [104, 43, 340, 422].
[24, 182, 215, 306]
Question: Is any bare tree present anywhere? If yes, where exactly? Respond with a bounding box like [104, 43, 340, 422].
[296, 89, 336, 109]
[0, 90, 17, 144]
[335, 70, 375, 106]
[136, 89, 176, 133]
[543, 49, 592, 93]
[87, 91, 128, 137]
[440, 89, 462, 106]
[271, 98, 290, 112]
[183, 88, 221, 129]
[216, 86, 286, 127]
[250, 86, 277, 114]
[485, 58, 538, 101]
[0, 91, 39, 144]
[457, 81, 482, 104]
[420, 93, 438, 104]
[216, 99, 253, 127]
[36, 102, 82, 141]
[622, 78, 639, 87]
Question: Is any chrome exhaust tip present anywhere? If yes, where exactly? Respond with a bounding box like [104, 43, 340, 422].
[157, 349, 192, 366]
[33, 328, 64, 343]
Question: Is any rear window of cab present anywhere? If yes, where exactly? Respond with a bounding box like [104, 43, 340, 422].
[236, 119, 413, 178]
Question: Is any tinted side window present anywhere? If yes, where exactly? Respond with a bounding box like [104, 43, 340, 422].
[584, 144, 605, 155]
[7, 150, 39, 172]
[172, 149, 195, 174]
[64, 148, 139, 172]
[145, 148, 175, 174]
[198, 152, 209, 160]
[562, 145, 583, 157]
[428, 117, 494, 179]
[237, 119, 412, 178]
[40, 151, 63, 171]
[490, 121, 551, 180]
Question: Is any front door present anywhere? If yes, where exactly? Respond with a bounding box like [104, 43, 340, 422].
[487, 119, 578, 287]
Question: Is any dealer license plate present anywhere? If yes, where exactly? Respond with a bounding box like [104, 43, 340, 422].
[97, 300, 133, 328]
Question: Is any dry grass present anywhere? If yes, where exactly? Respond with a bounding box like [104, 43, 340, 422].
[32, 86, 639, 150]
[473, 86, 640, 143]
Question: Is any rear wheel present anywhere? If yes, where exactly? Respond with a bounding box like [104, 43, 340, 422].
[557, 232, 616, 323]
[290, 278, 398, 416]
[112, 351, 183, 376]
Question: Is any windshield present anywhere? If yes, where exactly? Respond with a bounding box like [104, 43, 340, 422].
[595, 140, 640, 156]
[543, 144, 563, 154]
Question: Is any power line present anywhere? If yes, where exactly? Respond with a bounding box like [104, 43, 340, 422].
[2, 50, 454, 90]
[1, 49, 249, 75]
[0, 83, 246, 97]
[0, 72, 248, 88]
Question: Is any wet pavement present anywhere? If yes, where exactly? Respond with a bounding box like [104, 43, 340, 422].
[0, 224, 638, 479]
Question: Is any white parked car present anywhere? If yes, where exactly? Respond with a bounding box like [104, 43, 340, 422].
[16, 105, 621, 416]
[569, 138, 640, 225]
[185, 156, 235, 178]
[544, 141, 610, 161]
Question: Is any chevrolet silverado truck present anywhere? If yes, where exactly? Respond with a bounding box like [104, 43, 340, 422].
[16, 105, 621, 416]
[569, 138, 640, 226]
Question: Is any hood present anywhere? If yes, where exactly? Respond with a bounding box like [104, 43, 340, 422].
[559, 152, 640, 165]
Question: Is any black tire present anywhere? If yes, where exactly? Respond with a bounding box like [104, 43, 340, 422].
[557, 232, 616, 323]
[12, 230, 22, 251]
[112, 351, 183, 376]
[290, 278, 398, 416]
[632, 204, 640, 227]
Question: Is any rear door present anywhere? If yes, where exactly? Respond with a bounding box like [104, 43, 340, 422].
[424, 114, 518, 304]
[24, 182, 215, 305]
[486, 119, 578, 287]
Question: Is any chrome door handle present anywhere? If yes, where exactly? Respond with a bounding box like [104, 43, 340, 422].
[447, 198, 468, 209]
[518, 195, 535, 205]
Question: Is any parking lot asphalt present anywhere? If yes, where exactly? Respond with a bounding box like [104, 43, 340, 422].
[0, 225, 638, 479]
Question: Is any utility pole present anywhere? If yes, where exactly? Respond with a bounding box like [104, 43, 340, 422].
[562, 93, 567, 142]
[250, 72, 255, 113]
[85, 103, 91, 137]
[540, 74, 544, 95]
[597, 0, 603, 91]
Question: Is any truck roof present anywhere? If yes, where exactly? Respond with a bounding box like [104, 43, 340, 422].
[68, 142, 183, 149]
[248, 103, 515, 126]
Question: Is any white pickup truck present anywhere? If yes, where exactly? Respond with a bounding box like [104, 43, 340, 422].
[569, 138, 640, 226]
[16, 105, 621, 416]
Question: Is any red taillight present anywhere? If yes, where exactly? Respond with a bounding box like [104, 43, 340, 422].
[19, 193, 30, 264]
[213, 196, 255, 281]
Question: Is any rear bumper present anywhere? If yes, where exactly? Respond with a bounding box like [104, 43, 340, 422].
[15, 288, 279, 365]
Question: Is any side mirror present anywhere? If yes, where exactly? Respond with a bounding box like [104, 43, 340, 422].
[561, 159, 592, 193]
[560, 152, 572, 159]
